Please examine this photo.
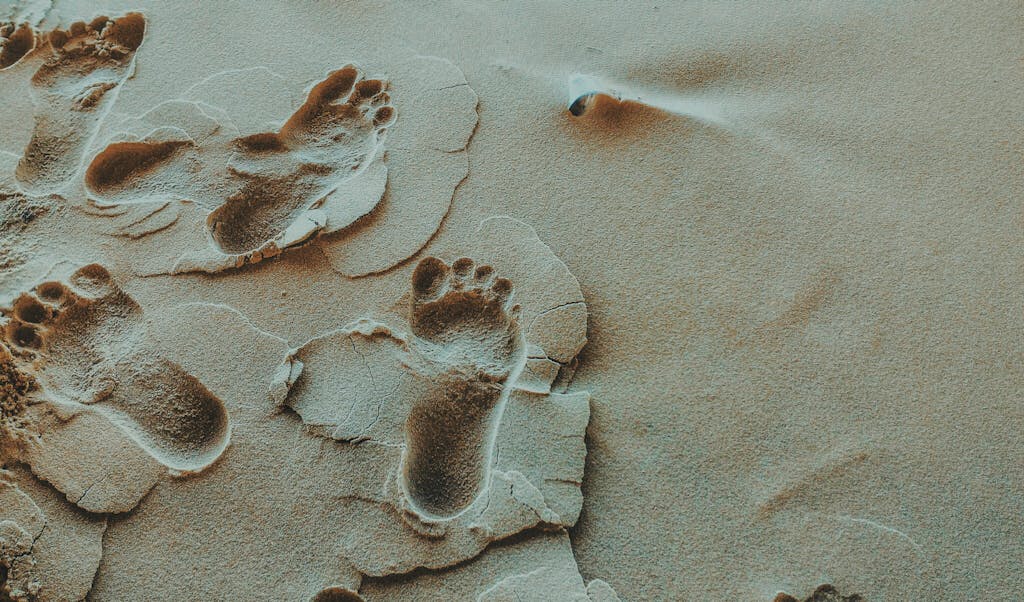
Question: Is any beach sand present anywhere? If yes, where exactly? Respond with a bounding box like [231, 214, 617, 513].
[1, 1, 1021, 600]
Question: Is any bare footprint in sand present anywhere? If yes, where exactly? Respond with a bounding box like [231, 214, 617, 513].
[2, 264, 229, 473]
[85, 65, 395, 261]
[398, 257, 526, 518]
[277, 219, 590, 574]
[15, 13, 145, 194]
[210, 66, 394, 255]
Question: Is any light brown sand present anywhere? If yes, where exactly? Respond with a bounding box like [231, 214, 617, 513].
[0, 1, 1021, 600]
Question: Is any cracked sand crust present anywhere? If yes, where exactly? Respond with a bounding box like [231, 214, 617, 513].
[274, 217, 592, 578]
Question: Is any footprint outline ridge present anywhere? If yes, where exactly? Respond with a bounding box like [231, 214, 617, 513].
[275, 217, 593, 575]
[208, 64, 395, 256]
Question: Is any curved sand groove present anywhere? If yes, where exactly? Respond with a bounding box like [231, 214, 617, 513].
[0, 263, 230, 477]
[355, 530, 619, 601]
[273, 216, 590, 576]
[15, 13, 146, 195]
[183, 67, 304, 134]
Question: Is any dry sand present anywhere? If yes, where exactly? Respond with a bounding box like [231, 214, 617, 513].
[0, 1, 1021, 600]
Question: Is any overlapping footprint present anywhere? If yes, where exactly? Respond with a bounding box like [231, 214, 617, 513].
[84, 65, 395, 271]
[83, 55, 477, 277]
[14, 13, 146, 195]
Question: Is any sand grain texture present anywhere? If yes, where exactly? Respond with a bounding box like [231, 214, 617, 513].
[1, 1, 1022, 600]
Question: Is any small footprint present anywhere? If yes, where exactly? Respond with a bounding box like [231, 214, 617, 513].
[84, 138, 192, 200]
[1, 263, 229, 474]
[0, 21, 36, 70]
[83, 99, 228, 210]
[398, 256, 526, 518]
[15, 13, 146, 194]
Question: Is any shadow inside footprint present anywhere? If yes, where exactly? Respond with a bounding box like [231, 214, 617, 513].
[400, 256, 525, 518]
[311, 587, 365, 602]
[774, 585, 866, 602]
[97, 357, 230, 474]
[84, 139, 191, 195]
[0, 22, 36, 70]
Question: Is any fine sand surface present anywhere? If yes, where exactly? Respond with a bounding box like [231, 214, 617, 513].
[1, 1, 1022, 600]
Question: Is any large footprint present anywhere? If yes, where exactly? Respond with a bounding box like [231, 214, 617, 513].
[1, 264, 229, 474]
[15, 13, 145, 195]
[400, 257, 526, 518]
[275, 218, 591, 575]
